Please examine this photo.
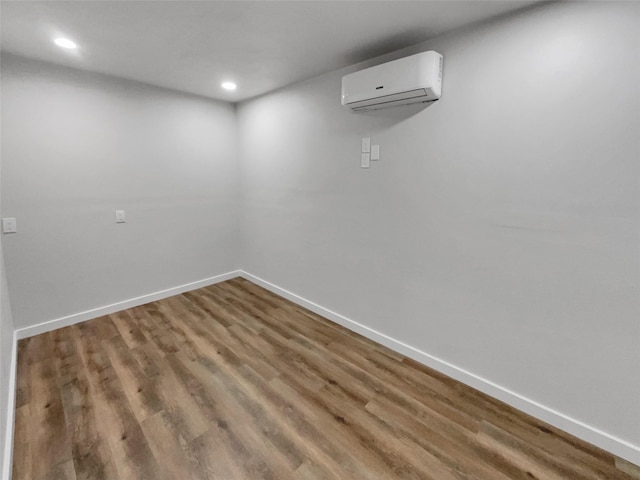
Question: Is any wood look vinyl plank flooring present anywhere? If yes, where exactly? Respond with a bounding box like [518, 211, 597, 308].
[12, 278, 639, 480]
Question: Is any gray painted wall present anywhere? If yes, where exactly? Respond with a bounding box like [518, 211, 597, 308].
[0, 167, 15, 480]
[1, 54, 240, 328]
[0, 51, 16, 472]
[238, 1, 640, 447]
[0, 0, 638, 466]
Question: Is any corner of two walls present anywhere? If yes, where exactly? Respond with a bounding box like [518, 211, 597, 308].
[0, 53, 243, 333]
[0, 53, 245, 474]
[236, 0, 640, 463]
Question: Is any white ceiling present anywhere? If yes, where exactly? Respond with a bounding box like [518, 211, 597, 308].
[1, 1, 540, 102]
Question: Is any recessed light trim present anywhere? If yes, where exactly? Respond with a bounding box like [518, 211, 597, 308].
[221, 81, 237, 91]
[54, 38, 77, 49]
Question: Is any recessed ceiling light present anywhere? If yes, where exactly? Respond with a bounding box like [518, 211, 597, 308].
[54, 38, 77, 49]
[221, 81, 237, 91]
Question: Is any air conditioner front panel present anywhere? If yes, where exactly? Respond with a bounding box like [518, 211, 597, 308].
[341, 51, 442, 110]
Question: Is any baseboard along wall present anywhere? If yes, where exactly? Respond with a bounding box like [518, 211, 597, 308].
[239, 271, 640, 466]
[2, 269, 638, 476]
[2, 332, 17, 480]
[15, 270, 242, 340]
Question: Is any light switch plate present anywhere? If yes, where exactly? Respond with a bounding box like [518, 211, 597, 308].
[115, 210, 126, 223]
[371, 144, 380, 160]
[2, 217, 16, 234]
[361, 153, 370, 168]
[361, 137, 371, 153]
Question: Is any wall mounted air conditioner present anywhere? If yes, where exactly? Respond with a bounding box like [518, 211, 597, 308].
[341, 51, 443, 112]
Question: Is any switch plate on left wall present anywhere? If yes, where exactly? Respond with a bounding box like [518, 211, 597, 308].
[2, 217, 17, 233]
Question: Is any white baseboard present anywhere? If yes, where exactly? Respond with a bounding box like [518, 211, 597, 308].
[5, 269, 639, 468]
[15, 270, 241, 340]
[3, 270, 241, 478]
[2, 331, 17, 480]
[239, 270, 640, 466]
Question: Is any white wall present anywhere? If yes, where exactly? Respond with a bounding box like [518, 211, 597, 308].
[1, 0, 639, 467]
[0, 54, 16, 475]
[1, 54, 240, 329]
[0, 160, 15, 480]
[238, 0, 640, 455]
